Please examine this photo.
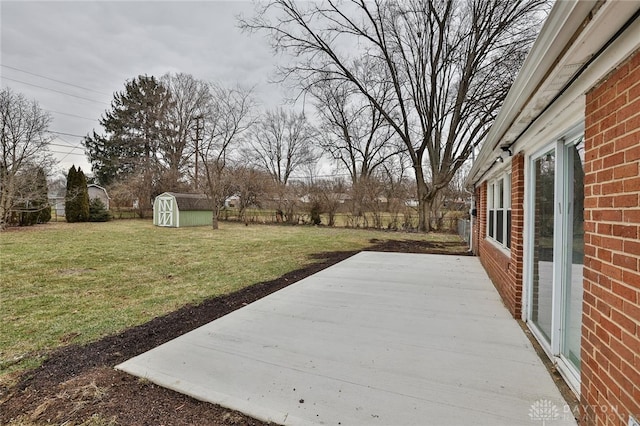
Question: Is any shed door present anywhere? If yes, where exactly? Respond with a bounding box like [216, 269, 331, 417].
[158, 197, 173, 227]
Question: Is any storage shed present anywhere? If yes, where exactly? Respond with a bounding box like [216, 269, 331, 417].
[153, 192, 212, 228]
[87, 184, 110, 210]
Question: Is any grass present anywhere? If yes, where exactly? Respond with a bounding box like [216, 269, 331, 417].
[0, 220, 463, 381]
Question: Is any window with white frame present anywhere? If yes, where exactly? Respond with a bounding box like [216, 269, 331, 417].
[487, 174, 511, 248]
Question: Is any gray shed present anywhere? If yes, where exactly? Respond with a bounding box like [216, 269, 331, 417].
[153, 192, 213, 228]
[87, 184, 110, 210]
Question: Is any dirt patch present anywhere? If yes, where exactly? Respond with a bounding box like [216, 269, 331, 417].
[368, 238, 471, 255]
[0, 239, 469, 425]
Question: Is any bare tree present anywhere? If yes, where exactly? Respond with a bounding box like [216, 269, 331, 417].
[198, 84, 255, 229]
[380, 154, 412, 229]
[312, 72, 402, 186]
[248, 108, 317, 185]
[307, 177, 346, 227]
[230, 166, 272, 224]
[0, 88, 53, 228]
[359, 175, 386, 229]
[242, 0, 545, 231]
[160, 73, 211, 190]
[270, 181, 302, 224]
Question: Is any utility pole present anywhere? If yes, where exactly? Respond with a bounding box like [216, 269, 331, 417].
[193, 115, 203, 190]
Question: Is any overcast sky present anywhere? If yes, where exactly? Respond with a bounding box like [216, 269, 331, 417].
[1, 1, 292, 177]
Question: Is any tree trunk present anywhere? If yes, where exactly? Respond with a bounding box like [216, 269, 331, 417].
[0, 176, 14, 229]
[212, 205, 219, 230]
[413, 165, 430, 233]
[427, 195, 439, 232]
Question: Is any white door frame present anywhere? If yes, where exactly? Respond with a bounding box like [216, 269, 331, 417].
[524, 126, 584, 395]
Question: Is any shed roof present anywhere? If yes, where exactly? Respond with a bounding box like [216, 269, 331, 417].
[164, 192, 212, 211]
[88, 184, 110, 199]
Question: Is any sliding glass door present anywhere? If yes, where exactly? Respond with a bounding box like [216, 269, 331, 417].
[531, 149, 555, 344]
[527, 134, 584, 392]
[561, 139, 585, 373]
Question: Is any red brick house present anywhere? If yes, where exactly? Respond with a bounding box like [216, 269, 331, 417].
[467, 2, 639, 425]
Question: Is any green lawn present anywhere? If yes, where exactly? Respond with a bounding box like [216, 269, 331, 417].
[0, 220, 462, 380]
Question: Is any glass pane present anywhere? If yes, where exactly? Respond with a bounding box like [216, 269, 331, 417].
[531, 149, 555, 343]
[496, 210, 504, 243]
[488, 210, 494, 237]
[505, 174, 512, 209]
[562, 139, 585, 371]
[498, 179, 504, 208]
[506, 210, 512, 249]
[488, 184, 494, 209]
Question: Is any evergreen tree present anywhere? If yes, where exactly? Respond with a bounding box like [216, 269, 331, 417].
[83, 75, 174, 188]
[65, 165, 90, 222]
[89, 198, 110, 222]
[76, 168, 90, 221]
[65, 166, 78, 222]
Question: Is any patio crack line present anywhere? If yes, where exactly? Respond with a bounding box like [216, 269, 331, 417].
[180, 342, 537, 422]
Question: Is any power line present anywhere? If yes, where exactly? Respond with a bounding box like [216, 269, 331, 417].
[53, 135, 83, 149]
[46, 109, 99, 122]
[2, 77, 109, 105]
[49, 142, 84, 149]
[48, 149, 87, 157]
[49, 130, 87, 138]
[52, 136, 85, 162]
[1, 64, 110, 96]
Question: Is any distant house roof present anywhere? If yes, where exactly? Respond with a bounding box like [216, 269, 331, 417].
[165, 192, 212, 211]
[88, 184, 110, 198]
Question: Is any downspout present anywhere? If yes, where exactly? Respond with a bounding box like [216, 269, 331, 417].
[465, 147, 476, 252]
[464, 187, 474, 253]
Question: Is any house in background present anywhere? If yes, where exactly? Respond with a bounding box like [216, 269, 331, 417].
[48, 191, 65, 218]
[48, 184, 110, 218]
[87, 184, 110, 210]
[153, 192, 212, 228]
[466, 2, 639, 425]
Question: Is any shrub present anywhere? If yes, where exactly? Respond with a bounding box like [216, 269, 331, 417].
[309, 201, 322, 225]
[89, 198, 111, 222]
[65, 166, 90, 222]
[6, 166, 51, 227]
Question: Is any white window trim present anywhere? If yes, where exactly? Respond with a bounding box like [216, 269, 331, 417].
[486, 173, 512, 251]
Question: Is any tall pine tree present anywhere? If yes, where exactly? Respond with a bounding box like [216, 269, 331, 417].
[65, 165, 89, 222]
[83, 75, 174, 212]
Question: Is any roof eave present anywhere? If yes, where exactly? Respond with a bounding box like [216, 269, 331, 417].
[466, 0, 602, 186]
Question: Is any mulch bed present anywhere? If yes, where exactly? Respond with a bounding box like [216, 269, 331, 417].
[0, 238, 469, 425]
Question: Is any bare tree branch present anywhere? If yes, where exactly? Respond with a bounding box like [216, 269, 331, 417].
[241, 0, 546, 230]
[247, 108, 318, 185]
[0, 87, 54, 228]
[198, 84, 256, 229]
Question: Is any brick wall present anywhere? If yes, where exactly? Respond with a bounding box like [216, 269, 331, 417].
[508, 153, 525, 318]
[582, 49, 640, 426]
[477, 156, 525, 319]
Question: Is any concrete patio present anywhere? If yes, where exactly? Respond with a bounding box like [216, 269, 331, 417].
[117, 252, 577, 425]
